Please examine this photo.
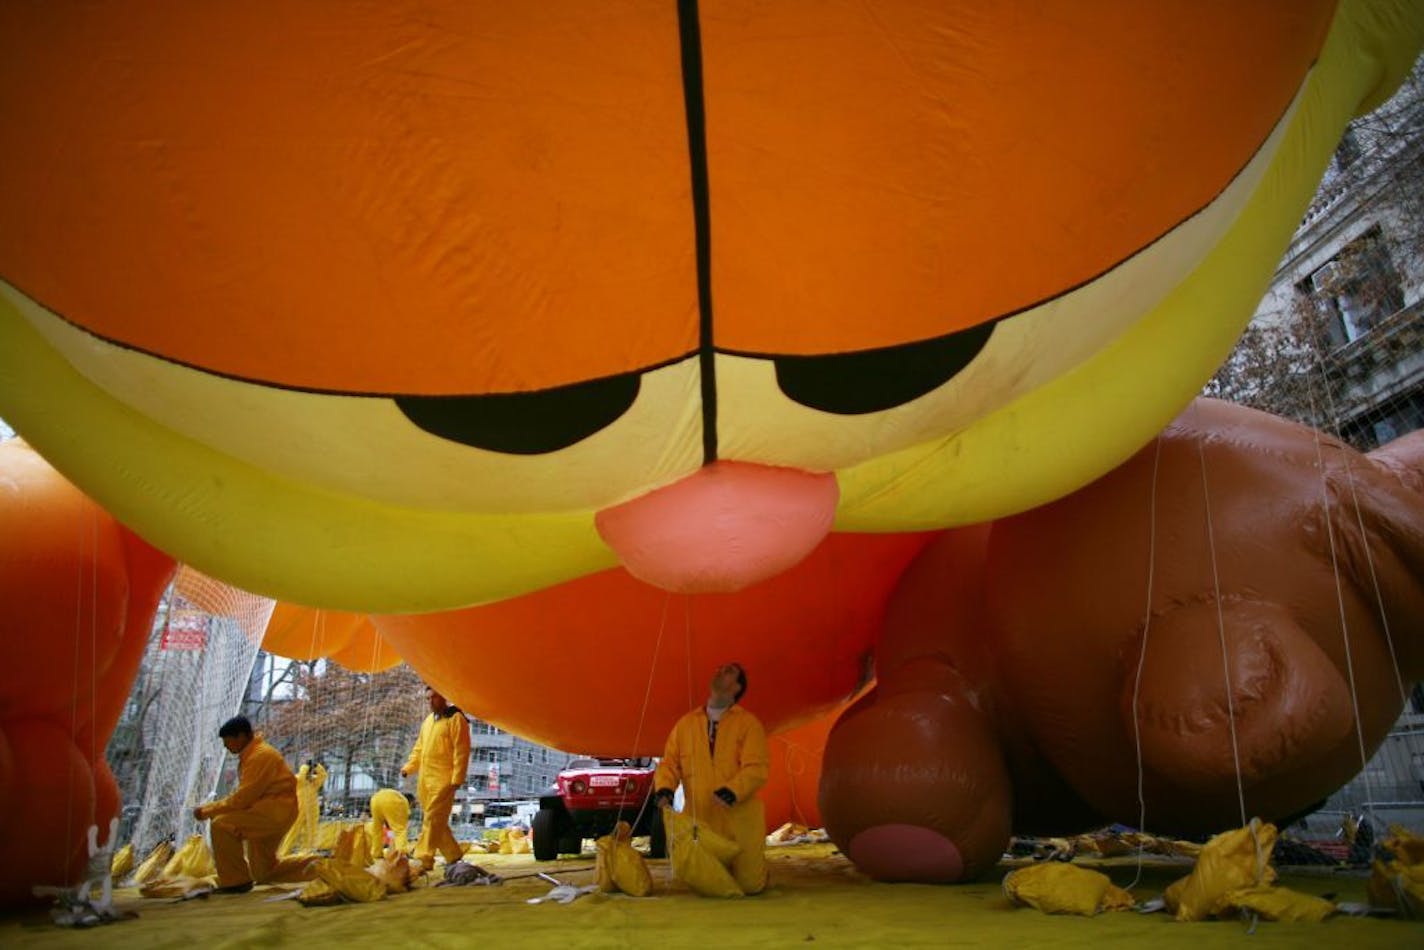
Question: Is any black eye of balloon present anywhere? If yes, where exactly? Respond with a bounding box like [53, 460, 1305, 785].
[394, 373, 641, 455]
[773, 323, 995, 415]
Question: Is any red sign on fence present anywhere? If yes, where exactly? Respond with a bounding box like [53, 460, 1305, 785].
[161, 609, 208, 651]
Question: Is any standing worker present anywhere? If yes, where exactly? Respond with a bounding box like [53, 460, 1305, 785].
[193, 716, 316, 893]
[653, 662, 769, 894]
[280, 759, 327, 855]
[401, 685, 471, 869]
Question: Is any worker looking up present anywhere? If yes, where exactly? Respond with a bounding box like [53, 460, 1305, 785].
[653, 662, 769, 894]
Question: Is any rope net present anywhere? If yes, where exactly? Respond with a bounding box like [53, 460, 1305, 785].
[111, 568, 271, 854]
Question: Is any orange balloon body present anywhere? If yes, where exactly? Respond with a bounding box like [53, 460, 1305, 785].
[761, 699, 857, 832]
[262, 603, 364, 661]
[327, 619, 402, 673]
[0, 441, 175, 904]
[373, 533, 933, 755]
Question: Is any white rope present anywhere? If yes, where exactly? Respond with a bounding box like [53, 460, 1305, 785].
[615, 591, 674, 832]
[63, 503, 86, 880]
[1307, 341, 1416, 779]
[1191, 402, 1248, 828]
[1126, 433, 1165, 892]
[685, 596, 698, 827]
[1303, 380, 1377, 817]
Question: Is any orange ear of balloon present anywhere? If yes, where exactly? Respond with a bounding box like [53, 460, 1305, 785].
[327, 618, 402, 673]
[0, 439, 176, 905]
[262, 603, 365, 661]
[373, 533, 934, 755]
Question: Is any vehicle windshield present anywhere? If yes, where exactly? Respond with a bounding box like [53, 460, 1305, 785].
[564, 756, 655, 770]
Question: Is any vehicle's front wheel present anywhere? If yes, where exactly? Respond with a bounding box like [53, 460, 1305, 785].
[532, 808, 560, 861]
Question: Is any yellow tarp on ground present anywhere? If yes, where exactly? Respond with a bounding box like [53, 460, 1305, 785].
[3, 845, 1419, 949]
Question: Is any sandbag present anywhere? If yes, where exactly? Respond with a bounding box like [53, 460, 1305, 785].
[314, 820, 349, 852]
[1217, 885, 1336, 923]
[297, 879, 343, 906]
[499, 827, 532, 854]
[664, 807, 742, 898]
[306, 858, 385, 903]
[334, 824, 373, 869]
[1002, 863, 1134, 915]
[1164, 820, 1277, 922]
[162, 834, 217, 880]
[131, 841, 175, 885]
[139, 875, 216, 899]
[1368, 828, 1424, 918]
[595, 821, 654, 897]
[110, 843, 134, 882]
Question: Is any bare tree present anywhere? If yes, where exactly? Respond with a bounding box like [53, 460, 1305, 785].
[262, 663, 426, 812]
[1207, 56, 1424, 449]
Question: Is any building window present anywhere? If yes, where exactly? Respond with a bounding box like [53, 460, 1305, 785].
[1303, 226, 1406, 346]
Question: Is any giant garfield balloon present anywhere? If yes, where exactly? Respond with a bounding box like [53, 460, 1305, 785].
[1, 2, 1421, 610]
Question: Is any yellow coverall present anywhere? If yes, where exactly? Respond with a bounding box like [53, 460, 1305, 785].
[654, 703, 769, 894]
[198, 735, 314, 888]
[369, 787, 412, 855]
[403, 708, 471, 866]
[279, 762, 327, 855]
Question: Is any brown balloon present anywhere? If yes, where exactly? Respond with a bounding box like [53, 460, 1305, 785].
[822, 399, 1424, 882]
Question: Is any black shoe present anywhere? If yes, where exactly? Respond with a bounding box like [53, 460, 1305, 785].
[213, 881, 254, 895]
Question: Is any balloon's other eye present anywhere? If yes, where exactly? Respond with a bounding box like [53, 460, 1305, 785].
[773, 323, 995, 415]
[395, 373, 642, 455]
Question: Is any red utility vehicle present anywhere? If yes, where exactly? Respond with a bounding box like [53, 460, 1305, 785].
[533, 757, 667, 860]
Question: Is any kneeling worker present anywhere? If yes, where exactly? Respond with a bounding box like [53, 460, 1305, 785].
[653, 662, 769, 894]
[193, 716, 314, 893]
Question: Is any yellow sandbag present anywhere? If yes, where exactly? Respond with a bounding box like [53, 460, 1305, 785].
[110, 842, 134, 881]
[595, 821, 654, 897]
[334, 824, 373, 869]
[499, 827, 532, 855]
[1002, 863, 1135, 916]
[132, 841, 175, 885]
[1367, 829, 1424, 918]
[297, 879, 343, 906]
[1164, 820, 1277, 922]
[314, 820, 348, 852]
[1218, 885, 1336, 923]
[139, 875, 217, 898]
[162, 834, 217, 880]
[663, 807, 743, 898]
[310, 858, 385, 903]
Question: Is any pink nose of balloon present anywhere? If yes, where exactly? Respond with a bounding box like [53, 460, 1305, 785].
[594, 462, 839, 593]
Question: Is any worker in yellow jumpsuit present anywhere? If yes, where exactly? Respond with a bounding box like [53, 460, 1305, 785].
[193, 715, 316, 893]
[369, 787, 412, 856]
[401, 686, 471, 868]
[279, 760, 327, 855]
[654, 662, 769, 894]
